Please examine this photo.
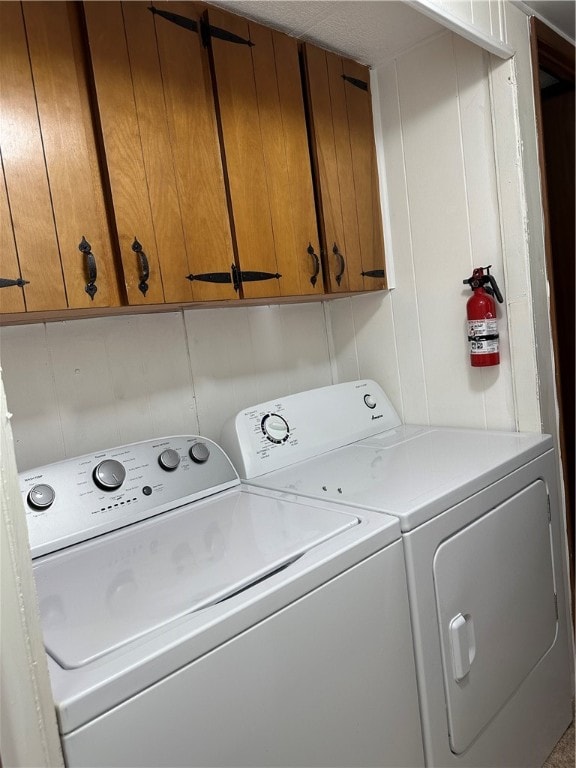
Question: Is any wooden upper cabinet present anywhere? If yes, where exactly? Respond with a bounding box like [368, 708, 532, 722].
[303, 44, 387, 293]
[0, 2, 120, 313]
[0, 158, 26, 314]
[83, 1, 236, 304]
[205, 8, 324, 299]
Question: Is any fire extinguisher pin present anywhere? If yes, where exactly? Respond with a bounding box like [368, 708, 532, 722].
[463, 266, 504, 304]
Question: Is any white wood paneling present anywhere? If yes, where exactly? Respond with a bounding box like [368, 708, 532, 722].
[488, 43, 542, 432]
[185, 303, 332, 441]
[326, 298, 361, 384]
[407, 0, 513, 57]
[45, 314, 198, 461]
[397, 33, 488, 427]
[1, 314, 199, 470]
[350, 293, 404, 417]
[375, 58, 429, 424]
[330, 29, 522, 432]
[452, 35, 516, 429]
[0, 304, 333, 471]
[472, 0, 492, 34]
[0, 323, 65, 468]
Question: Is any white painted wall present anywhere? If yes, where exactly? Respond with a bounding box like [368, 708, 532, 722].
[0, 303, 335, 471]
[329, 31, 522, 431]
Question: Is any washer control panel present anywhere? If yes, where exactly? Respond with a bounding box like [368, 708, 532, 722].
[221, 380, 401, 480]
[20, 436, 238, 558]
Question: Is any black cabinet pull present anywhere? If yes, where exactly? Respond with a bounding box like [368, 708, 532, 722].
[131, 238, 149, 296]
[333, 243, 346, 286]
[361, 269, 385, 279]
[78, 236, 97, 300]
[0, 277, 29, 289]
[307, 243, 320, 287]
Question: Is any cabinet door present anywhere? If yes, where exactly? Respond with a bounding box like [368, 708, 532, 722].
[0, 159, 26, 313]
[84, 1, 236, 304]
[0, 2, 121, 313]
[206, 8, 324, 299]
[303, 45, 387, 293]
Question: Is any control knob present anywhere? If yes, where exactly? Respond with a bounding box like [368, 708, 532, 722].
[93, 459, 126, 490]
[158, 448, 180, 471]
[27, 484, 55, 510]
[261, 413, 290, 444]
[364, 394, 377, 409]
[189, 442, 210, 463]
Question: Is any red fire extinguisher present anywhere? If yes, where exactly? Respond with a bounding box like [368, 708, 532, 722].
[463, 266, 504, 367]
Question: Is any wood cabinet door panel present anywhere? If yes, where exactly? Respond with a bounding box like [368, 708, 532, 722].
[0, 2, 67, 312]
[22, 2, 121, 309]
[303, 45, 349, 293]
[83, 1, 165, 305]
[120, 1, 193, 305]
[304, 44, 387, 294]
[151, 1, 235, 302]
[207, 8, 280, 300]
[343, 60, 386, 291]
[326, 51, 363, 292]
[0, 159, 26, 313]
[250, 24, 323, 297]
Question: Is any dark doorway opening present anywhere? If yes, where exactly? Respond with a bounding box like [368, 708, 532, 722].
[530, 18, 575, 616]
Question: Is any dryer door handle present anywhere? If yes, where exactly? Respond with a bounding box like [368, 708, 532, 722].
[449, 613, 476, 682]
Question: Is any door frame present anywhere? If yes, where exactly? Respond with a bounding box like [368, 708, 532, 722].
[529, 16, 575, 614]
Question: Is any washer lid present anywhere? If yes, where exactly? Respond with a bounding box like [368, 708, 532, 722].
[247, 426, 551, 530]
[33, 489, 359, 669]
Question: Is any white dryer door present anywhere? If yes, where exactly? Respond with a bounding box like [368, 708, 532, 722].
[433, 480, 557, 754]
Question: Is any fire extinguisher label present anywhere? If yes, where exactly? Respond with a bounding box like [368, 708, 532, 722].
[468, 319, 499, 354]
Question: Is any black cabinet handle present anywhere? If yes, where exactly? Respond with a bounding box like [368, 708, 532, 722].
[0, 277, 29, 289]
[78, 236, 97, 300]
[361, 269, 385, 279]
[307, 243, 320, 287]
[132, 238, 149, 296]
[333, 243, 346, 286]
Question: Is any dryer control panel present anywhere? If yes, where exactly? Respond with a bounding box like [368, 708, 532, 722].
[221, 380, 401, 479]
[20, 436, 239, 558]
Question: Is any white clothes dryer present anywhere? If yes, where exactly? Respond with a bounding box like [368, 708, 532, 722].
[20, 434, 424, 768]
[221, 380, 574, 768]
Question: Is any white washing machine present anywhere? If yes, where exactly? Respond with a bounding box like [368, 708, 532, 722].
[20, 434, 424, 768]
[221, 380, 575, 768]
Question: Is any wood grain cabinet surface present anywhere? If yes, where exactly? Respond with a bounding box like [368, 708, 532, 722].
[1, 1, 389, 321]
[206, 7, 324, 299]
[0, 1, 121, 314]
[83, 0, 237, 305]
[303, 44, 387, 293]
